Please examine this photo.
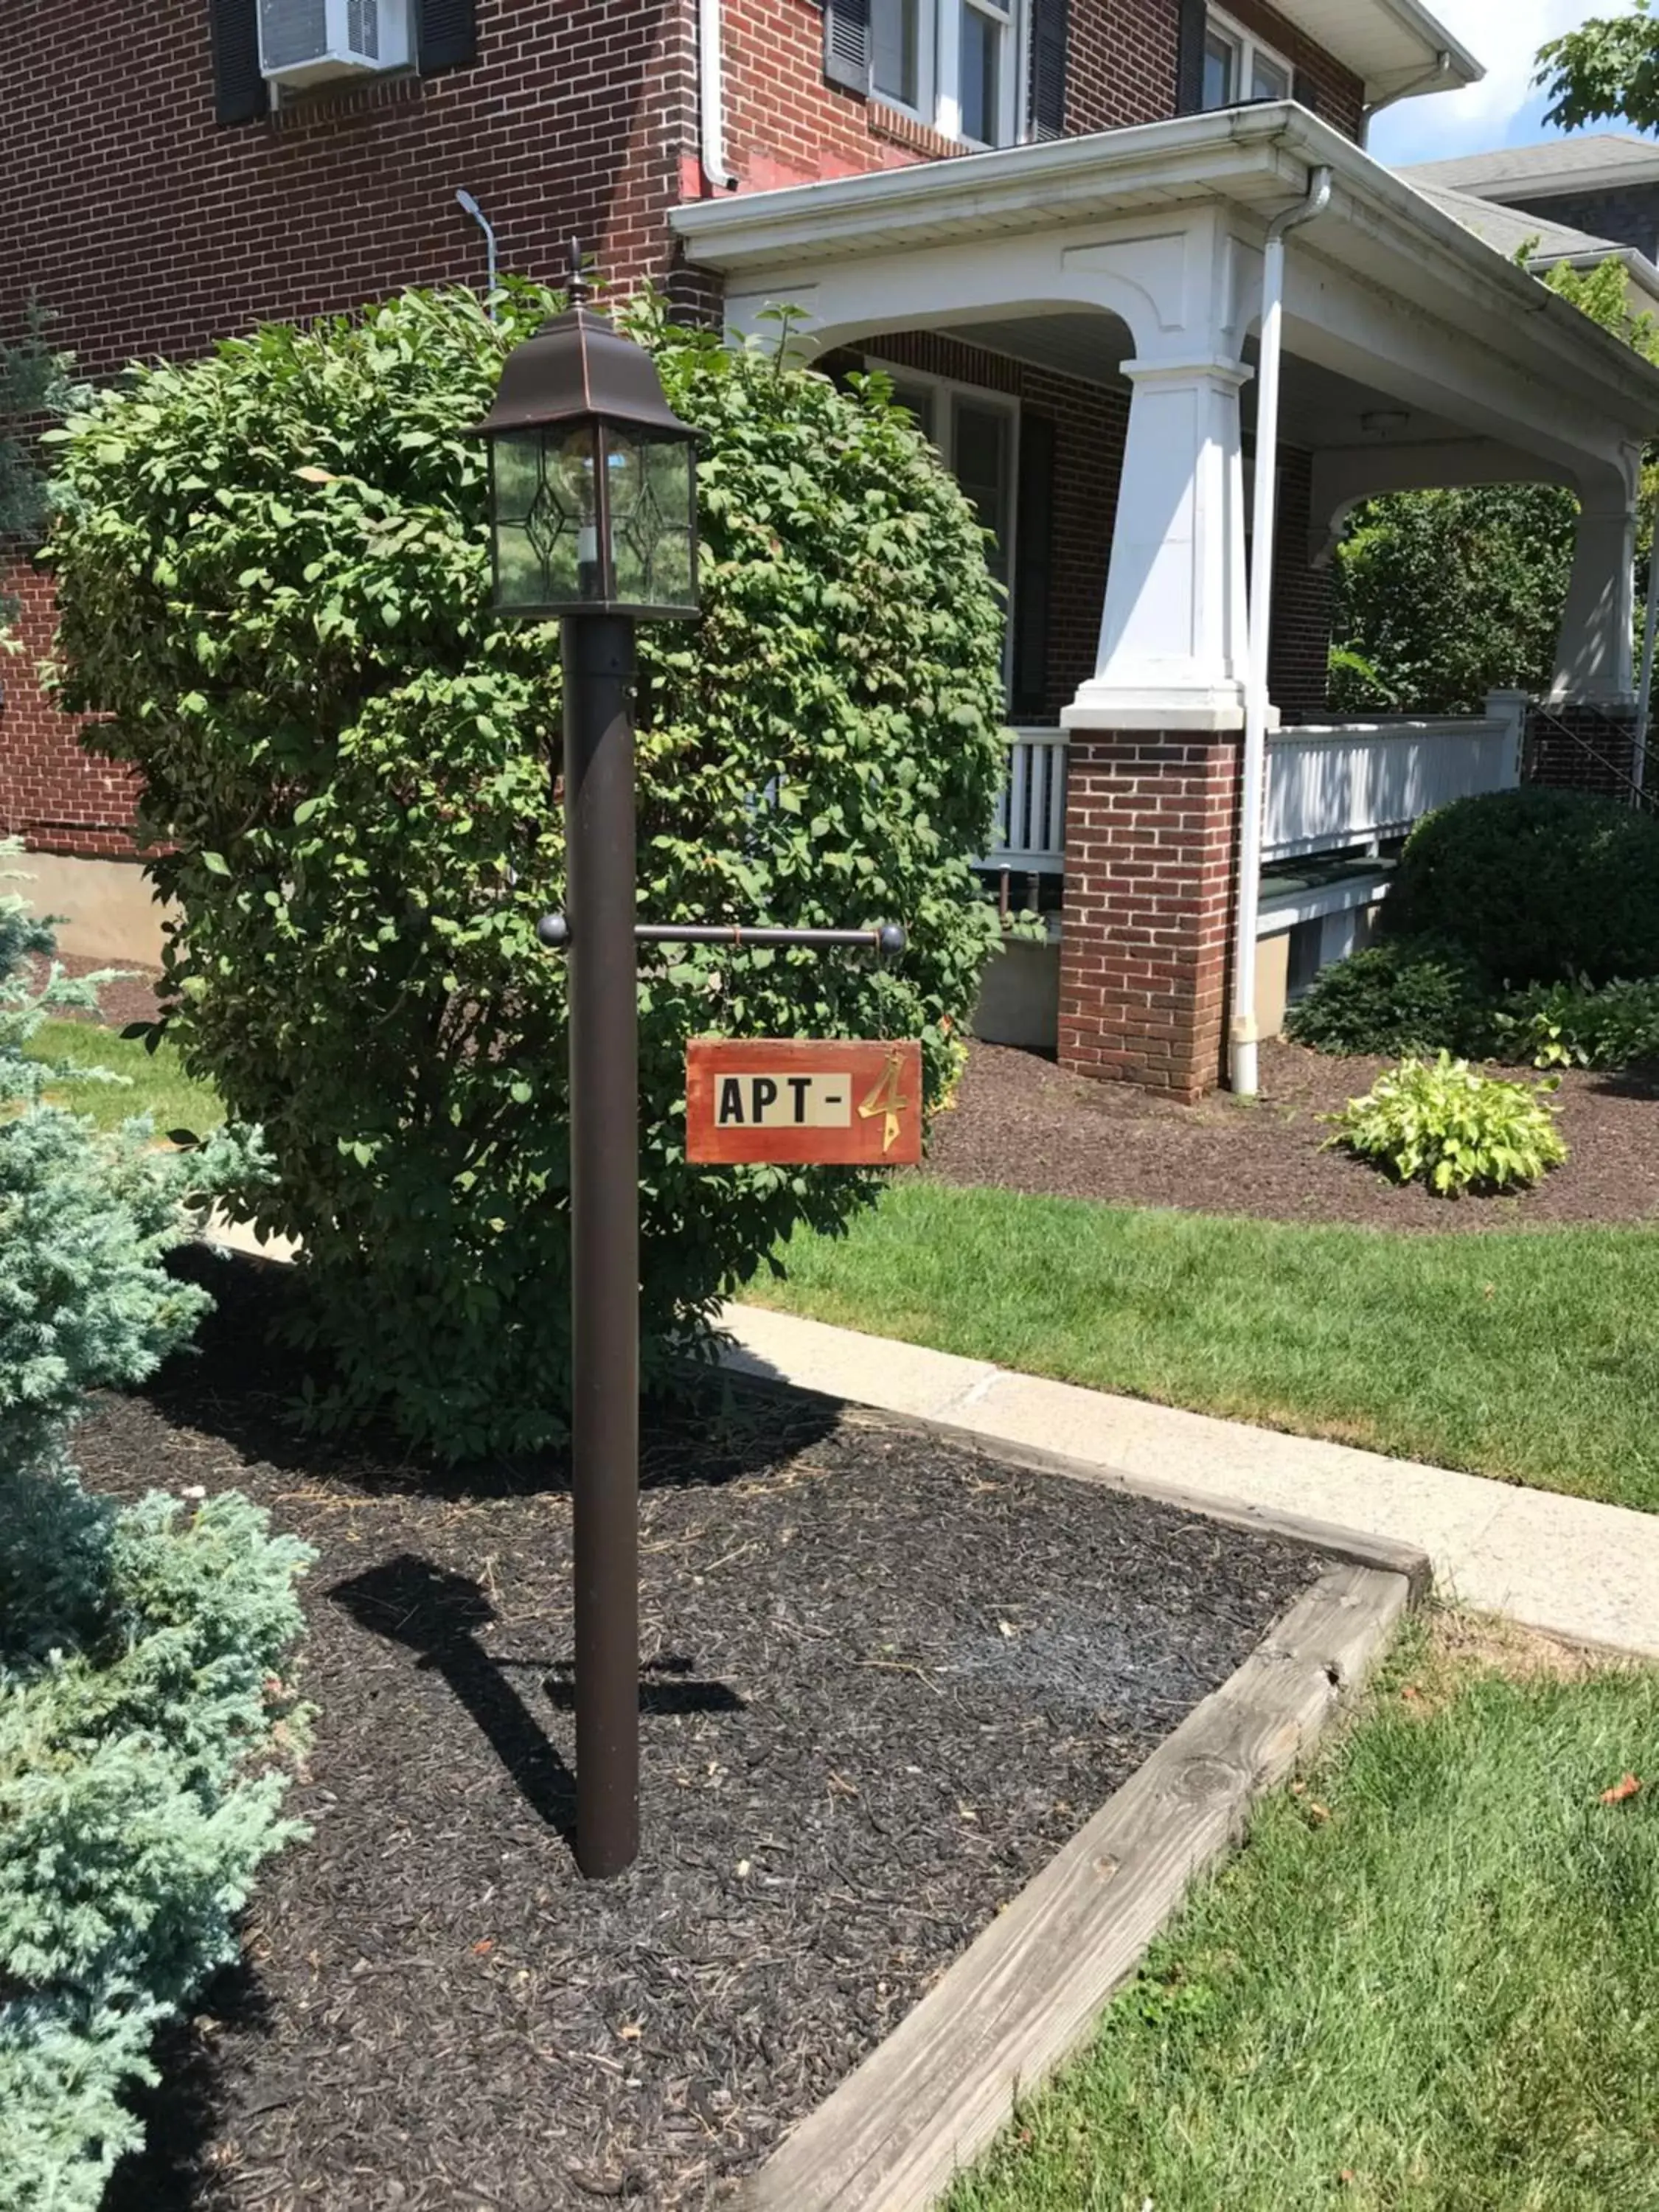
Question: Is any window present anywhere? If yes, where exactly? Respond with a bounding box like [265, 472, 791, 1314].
[869, 0, 1022, 146]
[1200, 7, 1292, 110]
[882, 369, 1018, 680]
[873, 0, 924, 110]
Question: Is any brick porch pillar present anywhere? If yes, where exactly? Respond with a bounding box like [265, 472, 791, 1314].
[1057, 728, 1243, 1100]
[1047, 293, 1253, 1101]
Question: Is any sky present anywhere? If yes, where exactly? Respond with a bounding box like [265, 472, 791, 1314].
[1368, 1, 1630, 168]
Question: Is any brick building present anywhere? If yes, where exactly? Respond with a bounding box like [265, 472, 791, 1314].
[4, 0, 1658, 1094]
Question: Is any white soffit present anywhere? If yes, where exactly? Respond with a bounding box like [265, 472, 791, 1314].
[1270, 0, 1483, 103]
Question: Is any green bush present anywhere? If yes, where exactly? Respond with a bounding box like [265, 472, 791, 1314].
[1494, 975, 1659, 1070]
[1326, 1052, 1568, 1197]
[1285, 936, 1493, 1058]
[1329, 483, 1575, 717]
[1385, 787, 1659, 990]
[1, 861, 309, 2208]
[46, 283, 1009, 1459]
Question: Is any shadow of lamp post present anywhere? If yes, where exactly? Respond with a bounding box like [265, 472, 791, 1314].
[470, 249, 703, 1881]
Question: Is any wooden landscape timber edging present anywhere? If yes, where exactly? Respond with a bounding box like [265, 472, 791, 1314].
[737, 1554, 1417, 2212]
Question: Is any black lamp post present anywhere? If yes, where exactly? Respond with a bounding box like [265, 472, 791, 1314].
[473, 256, 700, 1881]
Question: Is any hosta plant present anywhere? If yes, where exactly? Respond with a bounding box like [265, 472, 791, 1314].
[1326, 1051, 1567, 1197]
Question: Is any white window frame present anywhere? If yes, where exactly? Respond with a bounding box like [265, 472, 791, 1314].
[1201, 5, 1293, 111]
[870, 0, 1026, 149]
[872, 362, 1022, 694]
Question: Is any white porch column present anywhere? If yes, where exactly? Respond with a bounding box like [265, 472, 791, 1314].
[1553, 495, 1638, 706]
[1063, 356, 1252, 732]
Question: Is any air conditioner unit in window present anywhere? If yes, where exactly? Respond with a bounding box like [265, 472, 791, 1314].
[258, 0, 410, 88]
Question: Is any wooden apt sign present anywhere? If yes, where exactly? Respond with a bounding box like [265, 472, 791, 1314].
[686, 1039, 923, 1166]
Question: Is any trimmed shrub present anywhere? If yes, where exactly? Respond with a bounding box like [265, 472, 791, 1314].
[1326, 1052, 1568, 1197]
[1, 863, 309, 2208]
[1494, 975, 1659, 1071]
[46, 284, 1010, 1459]
[1285, 936, 1492, 1058]
[1385, 787, 1659, 990]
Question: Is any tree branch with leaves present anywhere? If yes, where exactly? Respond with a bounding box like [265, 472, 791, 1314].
[1537, 1, 1659, 135]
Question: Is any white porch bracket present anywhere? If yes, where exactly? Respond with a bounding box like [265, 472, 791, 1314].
[1063, 355, 1255, 734]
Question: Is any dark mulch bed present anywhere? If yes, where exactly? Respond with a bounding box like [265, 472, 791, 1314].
[33, 956, 1658, 1230]
[25, 949, 164, 1032]
[84, 1253, 1318, 2212]
[928, 1039, 1659, 1233]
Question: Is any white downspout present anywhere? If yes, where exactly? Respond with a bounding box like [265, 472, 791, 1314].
[699, 0, 737, 191]
[1635, 490, 1659, 804]
[1231, 164, 1332, 1099]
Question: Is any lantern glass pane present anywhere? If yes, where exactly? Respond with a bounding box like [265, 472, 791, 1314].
[647, 439, 695, 608]
[492, 431, 540, 524]
[491, 421, 607, 612]
[495, 521, 543, 609]
[607, 429, 696, 612]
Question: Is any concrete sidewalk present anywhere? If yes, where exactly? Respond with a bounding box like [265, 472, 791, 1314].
[721, 1304, 1659, 1660]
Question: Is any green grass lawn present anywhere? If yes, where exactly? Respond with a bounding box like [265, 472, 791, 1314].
[947, 1618, 1659, 2212]
[754, 1180, 1659, 1511]
[25, 1018, 223, 1136]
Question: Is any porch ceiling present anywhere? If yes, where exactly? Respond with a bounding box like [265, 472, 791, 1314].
[928, 313, 1473, 456]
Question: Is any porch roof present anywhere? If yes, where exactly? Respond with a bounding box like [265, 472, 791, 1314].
[671, 105, 1659, 443]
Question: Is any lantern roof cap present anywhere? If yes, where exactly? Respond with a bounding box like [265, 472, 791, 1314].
[470, 282, 695, 442]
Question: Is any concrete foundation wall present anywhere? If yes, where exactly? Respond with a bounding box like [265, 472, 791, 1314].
[973, 939, 1062, 1051]
[13, 852, 169, 967]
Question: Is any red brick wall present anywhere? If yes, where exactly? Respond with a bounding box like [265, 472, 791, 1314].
[0, 563, 139, 854]
[1524, 703, 1640, 800]
[0, 0, 707, 852]
[1057, 728, 1243, 1097]
[0, 0, 697, 380]
[717, 0, 1365, 195]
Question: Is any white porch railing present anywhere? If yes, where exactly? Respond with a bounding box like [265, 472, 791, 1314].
[981, 703, 1524, 883]
[981, 726, 1068, 874]
[1263, 704, 1524, 863]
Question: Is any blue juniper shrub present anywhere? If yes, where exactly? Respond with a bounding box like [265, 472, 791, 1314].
[1, 853, 310, 2209]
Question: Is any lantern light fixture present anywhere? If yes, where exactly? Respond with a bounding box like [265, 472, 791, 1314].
[470, 249, 702, 622]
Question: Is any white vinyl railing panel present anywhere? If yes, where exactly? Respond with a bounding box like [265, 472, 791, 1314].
[982, 727, 1068, 874]
[1264, 711, 1523, 862]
